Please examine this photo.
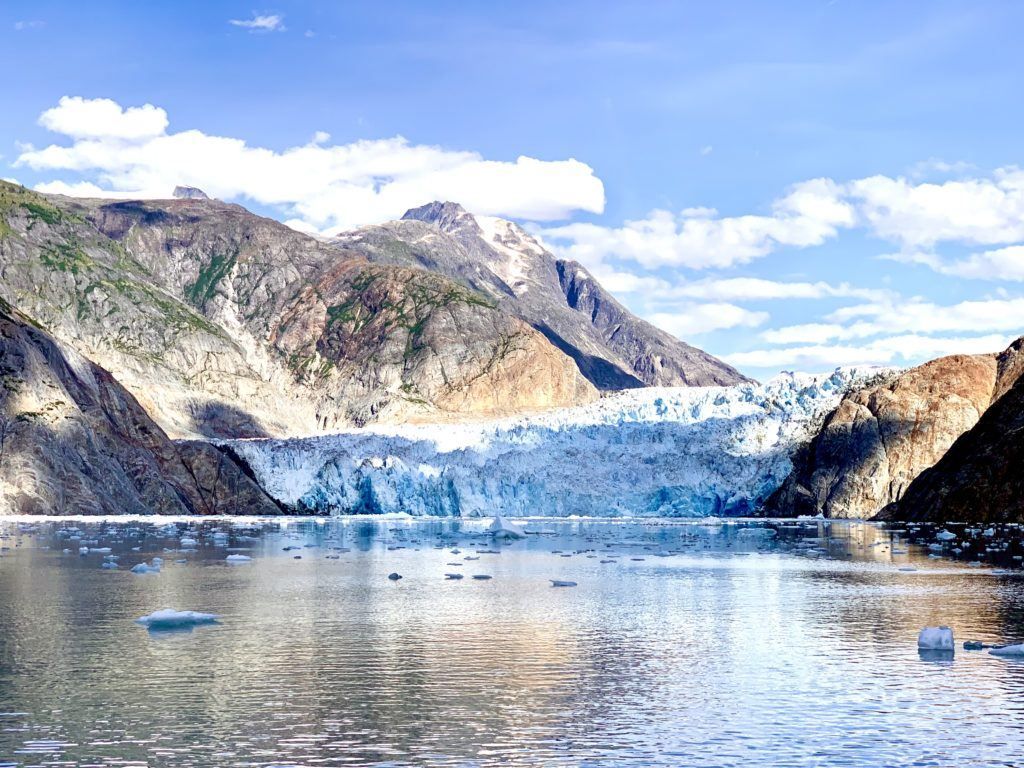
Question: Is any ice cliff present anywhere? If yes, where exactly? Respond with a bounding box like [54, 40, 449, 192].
[225, 369, 876, 518]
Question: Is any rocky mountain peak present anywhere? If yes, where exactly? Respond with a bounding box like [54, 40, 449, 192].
[173, 185, 210, 200]
[401, 201, 478, 233]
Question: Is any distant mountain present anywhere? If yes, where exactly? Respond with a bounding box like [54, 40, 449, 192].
[0, 297, 281, 515]
[765, 339, 1024, 518]
[334, 201, 750, 390]
[0, 181, 594, 438]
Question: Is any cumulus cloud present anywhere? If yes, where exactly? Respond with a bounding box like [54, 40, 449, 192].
[229, 14, 285, 32]
[647, 304, 769, 337]
[541, 166, 1024, 278]
[540, 178, 854, 271]
[848, 169, 1024, 249]
[37, 96, 168, 140]
[17, 96, 605, 232]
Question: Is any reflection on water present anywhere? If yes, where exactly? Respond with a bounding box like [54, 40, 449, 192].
[1, 517, 1024, 767]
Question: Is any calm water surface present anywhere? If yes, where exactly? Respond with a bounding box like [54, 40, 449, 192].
[1, 517, 1024, 767]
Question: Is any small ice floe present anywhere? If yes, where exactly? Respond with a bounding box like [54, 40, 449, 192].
[550, 580, 577, 587]
[918, 626, 955, 651]
[101, 561, 118, 570]
[225, 554, 252, 563]
[135, 609, 220, 630]
[179, 537, 197, 549]
[936, 530, 957, 542]
[131, 561, 161, 574]
[488, 516, 526, 540]
[387, 572, 402, 581]
[78, 546, 89, 555]
[983, 528, 996, 538]
[990, 644, 1024, 657]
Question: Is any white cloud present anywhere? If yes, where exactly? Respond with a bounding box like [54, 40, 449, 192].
[660, 277, 890, 302]
[700, 145, 713, 156]
[229, 14, 285, 32]
[647, 304, 769, 337]
[541, 167, 1024, 275]
[540, 178, 853, 270]
[848, 169, 1024, 249]
[728, 333, 1014, 370]
[37, 96, 168, 140]
[17, 96, 605, 232]
[13, 20, 45, 31]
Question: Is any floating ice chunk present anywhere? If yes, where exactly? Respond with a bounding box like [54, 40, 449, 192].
[131, 562, 161, 574]
[488, 516, 526, 540]
[135, 609, 220, 629]
[550, 580, 578, 587]
[225, 554, 252, 563]
[990, 644, 1024, 657]
[101, 561, 118, 570]
[179, 537, 197, 548]
[983, 528, 995, 538]
[936, 530, 957, 542]
[78, 546, 89, 555]
[918, 626, 955, 651]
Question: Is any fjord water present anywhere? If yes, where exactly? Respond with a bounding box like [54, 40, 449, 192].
[1, 518, 1023, 767]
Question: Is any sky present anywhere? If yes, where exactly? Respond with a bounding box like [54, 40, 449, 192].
[3, 1, 1024, 380]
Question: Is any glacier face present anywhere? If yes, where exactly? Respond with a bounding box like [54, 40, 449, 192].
[225, 369, 877, 518]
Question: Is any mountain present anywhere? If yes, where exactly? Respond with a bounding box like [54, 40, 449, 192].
[881, 347, 1024, 523]
[333, 201, 750, 390]
[227, 370, 863, 517]
[764, 339, 1024, 518]
[0, 181, 595, 438]
[0, 298, 282, 515]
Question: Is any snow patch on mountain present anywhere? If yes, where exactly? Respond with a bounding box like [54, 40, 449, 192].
[225, 369, 879, 518]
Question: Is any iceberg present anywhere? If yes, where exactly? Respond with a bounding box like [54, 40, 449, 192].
[225, 554, 252, 563]
[488, 516, 526, 539]
[226, 369, 873, 518]
[918, 626, 955, 651]
[134, 609, 220, 629]
[936, 530, 957, 542]
[990, 644, 1024, 657]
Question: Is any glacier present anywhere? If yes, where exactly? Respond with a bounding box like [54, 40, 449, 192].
[225, 369, 878, 518]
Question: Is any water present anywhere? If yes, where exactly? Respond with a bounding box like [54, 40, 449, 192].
[1, 517, 1024, 767]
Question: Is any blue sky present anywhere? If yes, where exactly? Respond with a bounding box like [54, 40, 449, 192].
[4, 1, 1024, 380]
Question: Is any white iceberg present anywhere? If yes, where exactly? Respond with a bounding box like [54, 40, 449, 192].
[990, 644, 1024, 657]
[225, 554, 252, 563]
[918, 626, 955, 651]
[134, 609, 220, 629]
[936, 530, 957, 542]
[488, 516, 526, 540]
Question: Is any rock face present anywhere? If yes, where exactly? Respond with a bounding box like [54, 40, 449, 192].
[173, 185, 210, 200]
[882, 353, 1024, 523]
[0, 182, 595, 437]
[764, 341, 1024, 518]
[335, 201, 750, 390]
[0, 300, 283, 515]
